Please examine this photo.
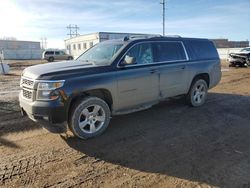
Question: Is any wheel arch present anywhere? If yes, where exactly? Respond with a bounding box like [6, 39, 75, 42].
[67, 88, 113, 122]
[192, 73, 210, 88]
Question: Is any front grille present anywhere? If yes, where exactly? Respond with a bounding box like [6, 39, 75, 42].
[22, 78, 34, 88]
[23, 89, 32, 100]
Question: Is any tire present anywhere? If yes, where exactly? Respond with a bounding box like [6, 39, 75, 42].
[69, 97, 111, 139]
[186, 79, 208, 107]
[48, 57, 54, 62]
[67, 56, 73, 60]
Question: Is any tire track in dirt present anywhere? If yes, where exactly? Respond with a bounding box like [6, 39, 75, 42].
[0, 147, 81, 186]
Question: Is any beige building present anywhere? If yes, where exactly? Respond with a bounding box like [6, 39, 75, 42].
[64, 32, 150, 58]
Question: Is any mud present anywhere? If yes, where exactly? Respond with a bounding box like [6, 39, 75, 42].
[0, 60, 250, 188]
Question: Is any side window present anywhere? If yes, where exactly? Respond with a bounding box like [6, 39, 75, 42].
[125, 43, 153, 65]
[59, 51, 65, 55]
[45, 51, 54, 55]
[55, 51, 60, 55]
[78, 43, 81, 50]
[154, 42, 186, 62]
[186, 40, 218, 60]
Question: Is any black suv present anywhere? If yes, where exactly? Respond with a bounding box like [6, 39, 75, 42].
[20, 36, 221, 139]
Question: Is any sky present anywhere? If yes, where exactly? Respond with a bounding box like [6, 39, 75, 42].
[0, 0, 249, 48]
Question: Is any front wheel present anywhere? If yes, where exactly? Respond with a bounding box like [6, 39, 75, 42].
[186, 79, 208, 107]
[69, 97, 111, 139]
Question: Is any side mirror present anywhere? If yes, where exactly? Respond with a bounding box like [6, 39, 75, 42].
[123, 55, 136, 65]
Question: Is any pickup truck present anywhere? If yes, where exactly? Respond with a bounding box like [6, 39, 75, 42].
[19, 36, 221, 139]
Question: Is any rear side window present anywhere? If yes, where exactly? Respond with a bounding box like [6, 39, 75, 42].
[153, 42, 187, 62]
[55, 51, 60, 55]
[45, 51, 54, 55]
[186, 40, 219, 60]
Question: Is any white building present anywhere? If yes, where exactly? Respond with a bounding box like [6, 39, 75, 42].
[64, 32, 152, 58]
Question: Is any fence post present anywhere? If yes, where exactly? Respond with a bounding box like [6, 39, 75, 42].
[0, 50, 5, 74]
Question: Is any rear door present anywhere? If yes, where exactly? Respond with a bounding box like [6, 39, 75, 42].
[153, 41, 189, 98]
[54, 51, 60, 60]
[116, 42, 159, 111]
[59, 51, 68, 60]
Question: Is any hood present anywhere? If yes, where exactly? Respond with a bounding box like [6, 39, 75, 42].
[22, 60, 98, 79]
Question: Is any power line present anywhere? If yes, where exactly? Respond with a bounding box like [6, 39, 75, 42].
[67, 24, 80, 38]
[160, 0, 166, 36]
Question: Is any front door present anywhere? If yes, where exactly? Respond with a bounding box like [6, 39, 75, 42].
[116, 42, 159, 111]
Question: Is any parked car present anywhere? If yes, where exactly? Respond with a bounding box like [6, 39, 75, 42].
[42, 50, 73, 62]
[20, 36, 221, 139]
[228, 47, 250, 67]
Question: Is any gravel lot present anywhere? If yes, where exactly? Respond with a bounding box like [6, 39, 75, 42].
[0, 60, 250, 188]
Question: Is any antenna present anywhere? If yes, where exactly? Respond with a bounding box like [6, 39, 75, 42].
[160, 0, 166, 36]
[67, 24, 80, 38]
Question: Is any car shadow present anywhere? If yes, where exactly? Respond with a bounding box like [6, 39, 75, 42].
[62, 92, 250, 188]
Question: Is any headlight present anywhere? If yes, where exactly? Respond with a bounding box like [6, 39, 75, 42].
[37, 80, 64, 100]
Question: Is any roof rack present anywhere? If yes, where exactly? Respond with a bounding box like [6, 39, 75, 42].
[123, 34, 162, 41]
[164, 35, 182, 38]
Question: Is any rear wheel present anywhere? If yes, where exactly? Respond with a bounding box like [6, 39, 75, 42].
[48, 57, 54, 62]
[186, 79, 208, 107]
[67, 56, 73, 60]
[69, 97, 111, 139]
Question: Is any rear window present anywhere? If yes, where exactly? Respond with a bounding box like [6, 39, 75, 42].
[185, 40, 219, 60]
[45, 51, 54, 55]
[153, 42, 187, 62]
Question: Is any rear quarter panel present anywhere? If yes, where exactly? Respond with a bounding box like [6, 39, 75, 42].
[185, 59, 221, 92]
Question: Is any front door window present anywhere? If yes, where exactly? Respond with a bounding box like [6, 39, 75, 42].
[125, 43, 153, 65]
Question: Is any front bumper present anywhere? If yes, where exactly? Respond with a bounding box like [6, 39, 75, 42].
[19, 92, 66, 124]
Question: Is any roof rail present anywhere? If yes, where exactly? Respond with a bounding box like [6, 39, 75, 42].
[123, 34, 162, 41]
[164, 35, 181, 38]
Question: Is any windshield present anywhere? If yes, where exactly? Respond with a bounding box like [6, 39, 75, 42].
[77, 41, 123, 65]
[240, 48, 250, 52]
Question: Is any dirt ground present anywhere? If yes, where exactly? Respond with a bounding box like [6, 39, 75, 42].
[0, 60, 250, 188]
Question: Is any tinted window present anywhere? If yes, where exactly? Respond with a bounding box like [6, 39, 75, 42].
[125, 43, 153, 65]
[154, 42, 186, 62]
[186, 40, 219, 60]
[45, 51, 54, 55]
[55, 51, 59, 55]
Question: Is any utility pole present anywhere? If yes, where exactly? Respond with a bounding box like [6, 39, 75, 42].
[67, 24, 80, 38]
[40, 37, 47, 49]
[160, 0, 166, 36]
